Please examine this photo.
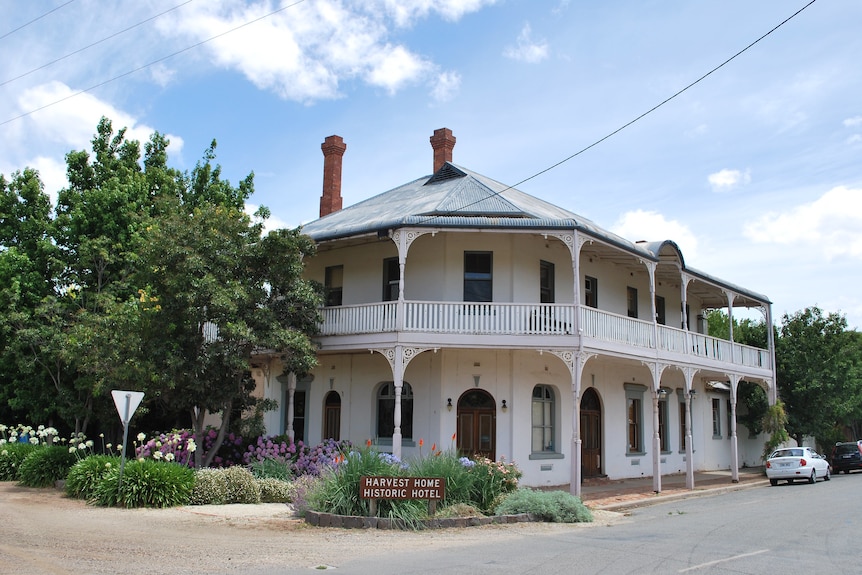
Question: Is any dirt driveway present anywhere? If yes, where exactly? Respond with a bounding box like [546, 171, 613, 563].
[0, 483, 623, 575]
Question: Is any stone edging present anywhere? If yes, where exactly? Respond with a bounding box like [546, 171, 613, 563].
[304, 510, 539, 530]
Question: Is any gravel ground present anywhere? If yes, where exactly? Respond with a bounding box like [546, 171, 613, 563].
[0, 483, 624, 575]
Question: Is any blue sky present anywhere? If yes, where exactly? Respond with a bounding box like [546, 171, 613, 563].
[1, 0, 860, 329]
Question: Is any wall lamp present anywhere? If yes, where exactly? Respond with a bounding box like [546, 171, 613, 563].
[657, 388, 668, 399]
[446, 398, 453, 412]
[689, 389, 697, 400]
[501, 400, 508, 412]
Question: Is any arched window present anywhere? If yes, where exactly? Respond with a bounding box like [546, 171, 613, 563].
[377, 382, 413, 440]
[531, 385, 555, 453]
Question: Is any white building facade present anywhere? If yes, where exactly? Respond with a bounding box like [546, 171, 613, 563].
[252, 129, 776, 496]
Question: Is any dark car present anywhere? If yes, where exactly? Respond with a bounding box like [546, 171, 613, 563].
[830, 441, 862, 474]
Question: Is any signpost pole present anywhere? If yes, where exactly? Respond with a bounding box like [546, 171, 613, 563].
[118, 394, 131, 490]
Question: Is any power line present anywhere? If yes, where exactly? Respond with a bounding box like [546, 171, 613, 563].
[0, 0, 76, 41]
[0, 0, 307, 127]
[420, 0, 819, 224]
[0, 1, 194, 88]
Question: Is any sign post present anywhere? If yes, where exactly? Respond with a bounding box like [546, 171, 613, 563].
[111, 390, 145, 493]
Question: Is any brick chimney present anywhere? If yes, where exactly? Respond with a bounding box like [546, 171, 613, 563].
[319, 135, 347, 217]
[429, 128, 456, 173]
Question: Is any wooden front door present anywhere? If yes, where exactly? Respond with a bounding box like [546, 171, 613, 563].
[581, 387, 602, 477]
[456, 389, 496, 460]
[323, 391, 341, 441]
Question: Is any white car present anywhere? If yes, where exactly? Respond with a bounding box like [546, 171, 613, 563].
[766, 447, 831, 485]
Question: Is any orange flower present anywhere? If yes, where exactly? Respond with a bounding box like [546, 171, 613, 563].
[419, 438, 424, 447]
[366, 439, 372, 447]
[451, 432, 456, 441]
[431, 443, 436, 452]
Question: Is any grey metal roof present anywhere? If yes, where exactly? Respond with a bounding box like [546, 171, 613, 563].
[299, 163, 770, 305]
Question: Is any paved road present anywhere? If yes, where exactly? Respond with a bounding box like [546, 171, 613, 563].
[281, 472, 859, 575]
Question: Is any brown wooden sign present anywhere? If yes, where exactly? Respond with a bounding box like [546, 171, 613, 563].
[359, 476, 445, 500]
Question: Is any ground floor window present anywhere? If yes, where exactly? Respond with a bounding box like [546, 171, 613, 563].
[712, 397, 722, 438]
[377, 382, 413, 440]
[625, 383, 646, 454]
[531, 385, 555, 452]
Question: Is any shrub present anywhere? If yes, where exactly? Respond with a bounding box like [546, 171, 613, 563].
[290, 474, 323, 515]
[0, 443, 40, 481]
[257, 477, 295, 503]
[93, 459, 195, 508]
[65, 455, 121, 499]
[494, 488, 593, 523]
[468, 456, 521, 513]
[291, 438, 352, 477]
[189, 468, 228, 505]
[249, 457, 291, 480]
[306, 447, 427, 527]
[18, 445, 77, 487]
[222, 466, 261, 504]
[408, 451, 476, 507]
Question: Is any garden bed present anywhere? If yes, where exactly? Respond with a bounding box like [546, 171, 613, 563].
[304, 509, 539, 529]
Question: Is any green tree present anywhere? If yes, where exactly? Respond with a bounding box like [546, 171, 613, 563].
[776, 307, 860, 447]
[135, 144, 321, 468]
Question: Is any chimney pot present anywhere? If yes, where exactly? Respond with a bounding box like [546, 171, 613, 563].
[320, 135, 347, 217]
[429, 128, 456, 173]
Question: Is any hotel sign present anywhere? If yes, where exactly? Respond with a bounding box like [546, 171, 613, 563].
[359, 476, 445, 500]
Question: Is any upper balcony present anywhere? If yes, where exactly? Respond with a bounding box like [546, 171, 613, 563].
[316, 300, 771, 372]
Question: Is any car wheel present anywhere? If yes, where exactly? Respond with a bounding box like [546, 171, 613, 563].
[769, 478, 778, 486]
[808, 470, 816, 484]
[825, 468, 831, 481]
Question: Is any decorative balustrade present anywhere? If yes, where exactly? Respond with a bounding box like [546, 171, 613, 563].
[317, 301, 770, 370]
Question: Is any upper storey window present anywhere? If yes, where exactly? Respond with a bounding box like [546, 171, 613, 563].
[585, 276, 598, 308]
[383, 257, 399, 301]
[627, 286, 638, 318]
[540, 260, 555, 303]
[324, 265, 343, 306]
[464, 252, 492, 302]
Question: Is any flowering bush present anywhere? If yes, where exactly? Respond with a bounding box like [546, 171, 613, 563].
[291, 438, 352, 477]
[17, 445, 78, 488]
[257, 477, 295, 503]
[305, 441, 523, 522]
[0, 424, 58, 447]
[0, 443, 40, 481]
[65, 455, 121, 499]
[189, 468, 229, 505]
[468, 455, 521, 512]
[135, 430, 201, 467]
[94, 459, 195, 508]
[221, 466, 261, 504]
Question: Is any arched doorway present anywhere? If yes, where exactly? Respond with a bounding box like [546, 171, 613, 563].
[581, 387, 602, 477]
[457, 389, 495, 460]
[323, 391, 341, 441]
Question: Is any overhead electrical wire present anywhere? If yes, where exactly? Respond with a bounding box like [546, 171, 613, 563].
[0, 0, 195, 88]
[0, 0, 76, 41]
[0, 0, 307, 128]
[419, 0, 819, 224]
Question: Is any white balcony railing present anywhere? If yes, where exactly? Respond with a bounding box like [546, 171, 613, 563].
[317, 301, 771, 370]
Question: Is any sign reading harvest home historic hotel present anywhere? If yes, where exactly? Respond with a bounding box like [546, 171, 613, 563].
[360, 476, 445, 500]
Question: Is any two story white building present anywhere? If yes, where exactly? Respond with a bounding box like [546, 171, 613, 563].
[252, 128, 776, 496]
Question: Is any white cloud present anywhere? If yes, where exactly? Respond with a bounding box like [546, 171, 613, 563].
[0, 82, 184, 195]
[377, 0, 500, 27]
[430, 71, 461, 103]
[707, 168, 750, 192]
[503, 23, 549, 64]
[153, 0, 491, 103]
[611, 210, 700, 261]
[743, 186, 862, 259]
[843, 116, 862, 127]
[847, 134, 862, 145]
